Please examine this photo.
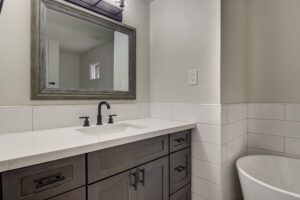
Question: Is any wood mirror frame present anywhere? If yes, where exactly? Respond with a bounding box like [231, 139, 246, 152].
[31, 0, 136, 100]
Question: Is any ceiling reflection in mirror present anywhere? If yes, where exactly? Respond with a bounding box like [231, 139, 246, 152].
[45, 8, 129, 92]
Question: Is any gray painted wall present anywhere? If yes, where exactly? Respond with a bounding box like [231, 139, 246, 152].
[150, 0, 221, 104]
[59, 51, 80, 89]
[79, 41, 114, 91]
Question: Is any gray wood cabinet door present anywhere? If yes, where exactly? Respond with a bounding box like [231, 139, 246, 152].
[47, 187, 86, 200]
[170, 184, 191, 200]
[88, 170, 137, 200]
[136, 157, 169, 200]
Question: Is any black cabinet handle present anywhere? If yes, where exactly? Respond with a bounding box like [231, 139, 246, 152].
[34, 174, 65, 189]
[174, 165, 186, 173]
[138, 169, 145, 186]
[48, 82, 56, 85]
[174, 138, 186, 143]
[130, 171, 138, 190]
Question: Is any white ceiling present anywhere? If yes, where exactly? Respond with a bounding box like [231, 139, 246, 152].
[46, 9, 114, 54]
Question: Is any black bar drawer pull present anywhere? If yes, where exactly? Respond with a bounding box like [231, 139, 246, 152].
[174, 165, 186, 173]
[174, 138, 186, 143]
[130, 171, 138, 190]
[138, 169, 145, 186]
[34, 174, 66, 189]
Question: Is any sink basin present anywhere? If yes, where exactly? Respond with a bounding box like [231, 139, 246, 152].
[77, 123, 146, 136]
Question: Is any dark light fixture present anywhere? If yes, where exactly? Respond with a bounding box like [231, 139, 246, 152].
[65, 0, 124, 22]
[119, 0, 125, 9]
[0, 0, 4, 14]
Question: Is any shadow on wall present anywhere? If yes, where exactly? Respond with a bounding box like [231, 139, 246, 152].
[0, 0, 3, 14]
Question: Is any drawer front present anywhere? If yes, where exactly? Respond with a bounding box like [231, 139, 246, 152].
[170, 148, 191, 194]
[88, 135, 169, 183]
[48, 187, 86, 200]
[2, 155, 85, 200]
[170, 130, 191, 153]
[170, 184, 191, 200]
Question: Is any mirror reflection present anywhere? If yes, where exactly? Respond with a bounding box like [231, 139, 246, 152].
[45, 8, 129, 92]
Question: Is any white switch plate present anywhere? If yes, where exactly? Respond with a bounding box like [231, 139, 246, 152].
[188, 69, 198, 85]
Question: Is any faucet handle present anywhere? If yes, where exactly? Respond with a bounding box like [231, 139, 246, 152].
[108, 114, 117, 124]
[79, 116, 90, 127]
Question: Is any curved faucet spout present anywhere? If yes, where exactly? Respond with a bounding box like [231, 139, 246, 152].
[97, 101, 111, 125]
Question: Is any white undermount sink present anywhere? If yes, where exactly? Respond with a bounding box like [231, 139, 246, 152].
[77, 123, 147, 136]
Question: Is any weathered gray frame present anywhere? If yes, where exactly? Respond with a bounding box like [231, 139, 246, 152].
[31, 0, 136, 100]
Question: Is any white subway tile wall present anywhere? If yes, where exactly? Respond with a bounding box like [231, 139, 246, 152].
[0, 103, 151, 132]
[248, 104, 285, 120]
[221, 104, 247, 200]
[0, 107, 33, 134]
[248, 104, 300, 159]
[151, 103, 223, 200]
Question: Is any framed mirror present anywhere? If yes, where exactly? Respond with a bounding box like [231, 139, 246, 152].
[31, 0, 136, 100]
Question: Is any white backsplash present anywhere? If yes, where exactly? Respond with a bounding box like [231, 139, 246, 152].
[0, 103, 150, 133]
[0, 106, 33, 134]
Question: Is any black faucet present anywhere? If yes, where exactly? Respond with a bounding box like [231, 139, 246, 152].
[97, 101, 111, 125]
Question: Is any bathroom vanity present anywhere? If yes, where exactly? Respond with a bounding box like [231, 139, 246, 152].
[0, 119, 195, 200]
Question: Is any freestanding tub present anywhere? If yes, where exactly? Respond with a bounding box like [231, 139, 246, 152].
[237, 155, 300, 200]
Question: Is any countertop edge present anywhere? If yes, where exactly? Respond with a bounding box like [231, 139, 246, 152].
[0, 123, 195, 173]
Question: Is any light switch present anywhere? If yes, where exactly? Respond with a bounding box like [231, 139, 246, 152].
[188, 69, 198, 85]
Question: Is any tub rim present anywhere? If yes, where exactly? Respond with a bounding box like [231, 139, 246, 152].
[236, 155, 300, 199]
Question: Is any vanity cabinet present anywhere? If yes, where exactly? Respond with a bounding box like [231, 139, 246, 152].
[1, 155, 85, 200]
[89, 157, 169, 200]
[0, 130, 191, 200]
[170, 148, 191, 194]
[170, 185, 191, 200]
[136, 157, 169, 200]
[87, 135, 169, 183]
[48, 188, 86, 200]
[88, 170, 135, 200]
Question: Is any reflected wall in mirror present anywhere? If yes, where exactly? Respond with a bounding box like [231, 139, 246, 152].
[31, 0, 136, 100]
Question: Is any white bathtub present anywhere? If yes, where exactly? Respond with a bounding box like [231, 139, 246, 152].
[237, 155, 300, 200]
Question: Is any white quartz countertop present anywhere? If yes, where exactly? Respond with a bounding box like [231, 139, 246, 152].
[0, 118, 196, 172]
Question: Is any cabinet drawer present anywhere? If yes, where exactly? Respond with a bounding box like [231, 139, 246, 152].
[88, 135, 169, 183]
[170, 184, 191, 200]
[170, 148, 191, 194]
[48, 187, 86, 200]
[170, 130, 191, 153]
[2, 155, 85, 200]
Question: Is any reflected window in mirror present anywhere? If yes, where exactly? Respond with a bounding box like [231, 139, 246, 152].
[90, 63, 101, 81]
